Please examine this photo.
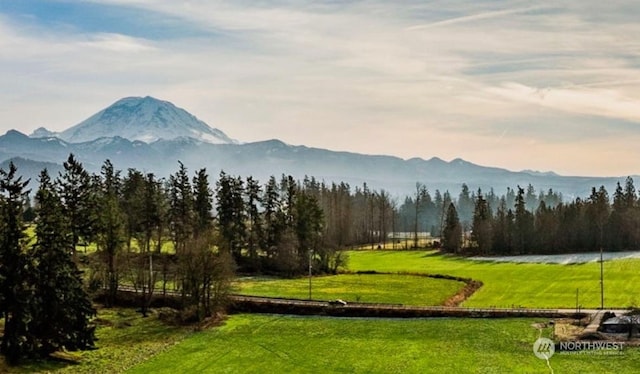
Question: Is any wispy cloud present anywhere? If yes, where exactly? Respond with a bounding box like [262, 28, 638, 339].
[1, 1, 640, 176]
[405, 5, 547, 31]
[488, 82, 640, 123]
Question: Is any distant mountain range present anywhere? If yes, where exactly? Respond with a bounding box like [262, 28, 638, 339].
[0, 96, 632, 198]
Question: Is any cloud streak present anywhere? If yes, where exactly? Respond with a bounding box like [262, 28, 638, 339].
[405, 5, 547, 31]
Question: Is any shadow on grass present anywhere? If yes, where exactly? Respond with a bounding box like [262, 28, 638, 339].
[5, 308, 188, 373]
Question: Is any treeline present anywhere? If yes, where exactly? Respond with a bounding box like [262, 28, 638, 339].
[444, 177, 640, 255]
[395, 183, 563, 237]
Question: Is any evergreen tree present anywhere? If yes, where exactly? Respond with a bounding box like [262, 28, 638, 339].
[245, 176, 263, 269]
[442, 203, 462, 253]
[96, 160, 126, 306]
[215, 172, 246, 261]
[57, 154, 96, 256]
[0, 162, 33, 364]
[193, 168, 213, 237]
[491, 198, 511, 254]
[524, 184, 538, 211]
[412, 183, 425, 248]
[586, 186, 610, 251]
[456, 183, 474, 231]
[169, 162, 195, 256]
[471, 190, 493, 254]
[295, 191, 324, 271]
[31, 169, 96, 355]
[262, 176, 284, 260]
[122, 169, 146, 251]
[514, 186, 534, 254]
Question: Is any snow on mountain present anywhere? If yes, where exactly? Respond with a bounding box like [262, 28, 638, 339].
[56, 96, 236, 144]
[30, 127, 59, 138]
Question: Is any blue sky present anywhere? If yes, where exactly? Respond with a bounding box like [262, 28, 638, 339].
[1, 0, 640, 176]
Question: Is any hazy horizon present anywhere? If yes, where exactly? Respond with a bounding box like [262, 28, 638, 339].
[1, 1, 640, 177]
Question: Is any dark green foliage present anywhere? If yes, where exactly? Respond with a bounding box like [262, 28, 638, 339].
[215, 171, 246, 261]
[456, 183, 474, 230]
[31, 169, 96, 355]
[513, 186, 534, 254]
[442, 203, 462, 253]
[470, 190, 492, 254]
[56, 154, 97, 255]
[193, 168, 213, 237]
[244, 176, 262, 269]
[96, 160, 126, 307]
[122, 169, 146, 250]
[294, 191, 323, 270]
[261, 176, 285, 259]
[0, 162, 33, 364]
[169, 162, 194, 256]
[490, 198, 510, 254]
[0, 163, 97, 365]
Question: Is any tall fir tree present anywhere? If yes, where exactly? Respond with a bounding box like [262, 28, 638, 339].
[514, 186, 534, 254]
[442, 203, 462, 253]
[169, 162, 194, 256]
[96, 160, 126, 307]
[57, 154, 96, 256]
[245, 176, 263, 269]
[0, 162, 33, 364]
[262, 176, 284, 259]
[193, 168, 213, 237]
[32, 169, 96, 355]
[471, 190, 493, 254]
[215, 172, 246, 261]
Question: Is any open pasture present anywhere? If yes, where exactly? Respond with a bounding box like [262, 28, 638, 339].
[348, 250, 640, 309]
[236, 273, 465, 306]
[129, 314, 640, 373]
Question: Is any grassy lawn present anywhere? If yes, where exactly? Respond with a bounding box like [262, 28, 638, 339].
[7, 249, 640, 373]
[235, 274, 465, 305]
[348, 250, 640, 309]
[129, 314, 640, 374]
[1, 308, 190, 374]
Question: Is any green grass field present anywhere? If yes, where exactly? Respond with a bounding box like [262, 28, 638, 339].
[348, 250, 640, 308]
[128, 314, 640, 374]
[2, 308, 190, 374]
[236, 274, 465, 305]
[8, 249, 640, 373]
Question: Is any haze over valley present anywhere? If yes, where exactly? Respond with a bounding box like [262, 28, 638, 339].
[0, 96, 633, 199]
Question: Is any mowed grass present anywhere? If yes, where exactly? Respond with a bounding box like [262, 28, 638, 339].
[2, 308, 190, 374]
[236, 274, 465, 305]
[348, 250, 640, 309]
[129, 314, 640, 374]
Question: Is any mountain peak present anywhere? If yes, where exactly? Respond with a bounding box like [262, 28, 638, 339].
[56, 96, 236, 144]
[30, 127, 58, 138]
[4, 129, 29, 139]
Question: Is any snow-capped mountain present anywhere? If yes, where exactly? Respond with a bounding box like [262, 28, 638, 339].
[36, 96, 236, 144]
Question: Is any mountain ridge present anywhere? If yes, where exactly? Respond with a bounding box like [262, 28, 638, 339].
[6, 97, 637, 197]
[3, 128, 636, 199]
